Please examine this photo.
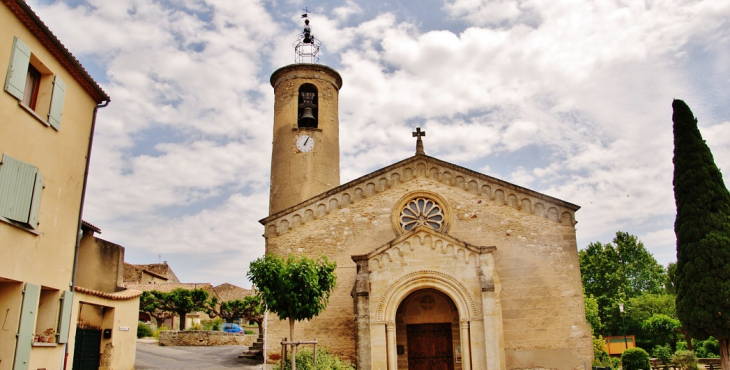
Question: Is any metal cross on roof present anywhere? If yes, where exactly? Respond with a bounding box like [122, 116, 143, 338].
[412, 127, 425, 155]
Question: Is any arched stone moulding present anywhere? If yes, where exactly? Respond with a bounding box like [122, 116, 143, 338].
[261, 158, 576, 236]
[375, 270, 479, 322]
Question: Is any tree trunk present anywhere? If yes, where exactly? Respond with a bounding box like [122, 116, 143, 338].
[683, 331, 692, 352]
[256, 319, 264, 338]
[290, 317, 296, 370]
[179, 312, 187, 330]
[720, 338, 730, 370]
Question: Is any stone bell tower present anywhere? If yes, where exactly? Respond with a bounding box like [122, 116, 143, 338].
[268, 16, 343, 215]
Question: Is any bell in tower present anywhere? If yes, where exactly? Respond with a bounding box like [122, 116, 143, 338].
[268, 14, 343, 215]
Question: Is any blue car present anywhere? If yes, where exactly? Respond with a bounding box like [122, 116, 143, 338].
[221, 323, 244, 334]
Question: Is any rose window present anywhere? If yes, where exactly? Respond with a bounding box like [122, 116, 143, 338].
[399, 197, 444, 231]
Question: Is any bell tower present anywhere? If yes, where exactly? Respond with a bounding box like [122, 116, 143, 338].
[268, 16, 343, 215]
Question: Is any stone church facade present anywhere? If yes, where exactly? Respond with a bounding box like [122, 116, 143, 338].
[261, 46, 592, 369]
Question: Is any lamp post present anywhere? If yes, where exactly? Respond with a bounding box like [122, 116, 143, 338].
[618, 303, 629, 351]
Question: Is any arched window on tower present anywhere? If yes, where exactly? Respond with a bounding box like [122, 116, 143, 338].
[298, 84, 318, 128]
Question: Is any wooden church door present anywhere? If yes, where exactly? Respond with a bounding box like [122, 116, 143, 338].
[406, 323, 455, 370]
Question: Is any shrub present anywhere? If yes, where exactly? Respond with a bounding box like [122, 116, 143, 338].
[137, 322, 153, 338]
[153, 326, 170, 338]
[693, 337, 720, 358]
[592, 336, 611, 366]
[652, 343, 673, 364]
[190, 323, 201, 330]
[244, 329, 256, 334]
[201, 318, 223, 331]
[672, 350, 698, 370]
[621, 347, 651, 370]
[279, 347, 354, 370]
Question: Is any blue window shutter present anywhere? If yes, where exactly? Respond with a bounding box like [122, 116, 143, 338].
[14, 283, 40, 370]
[4, 37, 31, 100]
[57, 290, 74, 344]
[0, 154, 38, 223]
[48, 75, 66, 130]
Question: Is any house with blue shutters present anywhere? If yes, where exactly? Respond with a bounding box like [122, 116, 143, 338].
[0, 1, 138, 369]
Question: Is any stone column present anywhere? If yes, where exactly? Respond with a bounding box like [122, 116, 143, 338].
[351, 257, 371, 369]
[386, 321, 397, 370]
[460, 319, 472, 370]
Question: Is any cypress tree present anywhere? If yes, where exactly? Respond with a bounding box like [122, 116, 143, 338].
[672, 99, 730, 369]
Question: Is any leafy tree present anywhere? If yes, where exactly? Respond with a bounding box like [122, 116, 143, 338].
[672, 99, 730, 370]
[666, 262, 678, 294]
[218, 296, 266, 336]
[579, 231, 666, 335]
[592, 335, 612, 367]
[139, 291, 174, 326]
[139, 289, 218, 330]
[625, 293, 692, 351]
[643, 314, 682, 351]
[218, 299, 247, 322]
[248, 254, 337, 370]
[241, 295, 265, 336]
[584, 293, 602, 334]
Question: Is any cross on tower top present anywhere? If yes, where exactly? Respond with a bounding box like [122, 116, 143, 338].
[412, 127, 426, 155]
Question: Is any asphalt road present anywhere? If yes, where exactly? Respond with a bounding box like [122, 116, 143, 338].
[135, 341, 270, 369]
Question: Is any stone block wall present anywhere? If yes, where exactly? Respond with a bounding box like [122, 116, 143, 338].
[159, 331, 256, 346]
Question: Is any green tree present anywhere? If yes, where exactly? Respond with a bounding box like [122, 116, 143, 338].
[672, 99, 730, 370]
[139, 291, 174, 326]
[248, 254, 337, 370]
[579, 231, 666, 335]
[643, 314, 682, 351]
[219, 295, 266, 335]
[139, 289, 218, 330]
[218, 299, 247, 322]
[666, 262, 678, 294]
[584, 293, 602, 334]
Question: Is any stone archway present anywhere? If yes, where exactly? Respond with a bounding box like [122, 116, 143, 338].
[378, 271, 474, 370]
[396, 289, 462, 370]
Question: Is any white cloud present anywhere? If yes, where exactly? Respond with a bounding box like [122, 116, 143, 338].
[26, 0, 730, 285]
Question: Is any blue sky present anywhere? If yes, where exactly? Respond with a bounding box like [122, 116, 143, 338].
[27, 0, 730, 288]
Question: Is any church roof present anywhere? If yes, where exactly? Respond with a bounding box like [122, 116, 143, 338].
[260, 153, 579, 230]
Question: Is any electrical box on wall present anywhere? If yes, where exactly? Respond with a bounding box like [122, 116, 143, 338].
[103, 329, 112, 339]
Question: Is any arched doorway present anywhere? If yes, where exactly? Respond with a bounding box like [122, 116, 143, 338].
[395, 289, 462, 370]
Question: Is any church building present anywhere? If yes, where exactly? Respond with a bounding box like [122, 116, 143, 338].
[260, 17, 593, 370]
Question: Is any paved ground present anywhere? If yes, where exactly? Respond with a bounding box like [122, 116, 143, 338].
[135, 340, 275, 369]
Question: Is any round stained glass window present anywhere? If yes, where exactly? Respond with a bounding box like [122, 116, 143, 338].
[399, 197, 444, 231]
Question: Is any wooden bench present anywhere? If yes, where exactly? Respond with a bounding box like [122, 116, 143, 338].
[702, 358, 721, 370]
[650, 359, 679, 370]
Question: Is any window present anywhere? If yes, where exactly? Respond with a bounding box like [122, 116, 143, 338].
[399, 197, 445, 232]
[4, 37, 66, 130]
[297, 83, 318, 128]
[0, 154, 44, 229]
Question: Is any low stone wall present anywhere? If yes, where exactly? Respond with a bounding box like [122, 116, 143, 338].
[159, 331, 257, 346]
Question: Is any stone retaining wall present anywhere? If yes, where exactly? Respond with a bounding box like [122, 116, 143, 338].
[159, 331, 257, 346]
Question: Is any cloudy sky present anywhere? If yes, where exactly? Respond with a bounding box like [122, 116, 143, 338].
[28, 0, 729, 288]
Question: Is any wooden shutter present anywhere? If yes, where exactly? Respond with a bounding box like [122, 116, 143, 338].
[27, 171, 43, 229]
[57, 290, 74, 344]
[48, 75, 66, 130]
[0, 154, 38, 223]
[14, 283, 40, 370]
[4, 37, 31, 100]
